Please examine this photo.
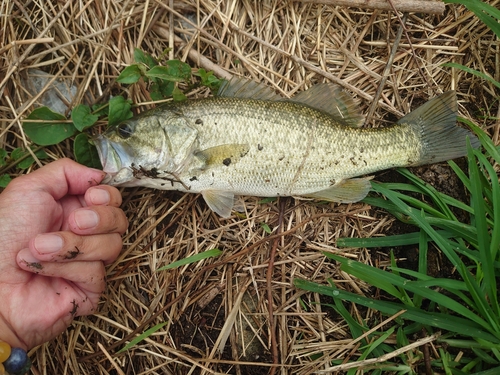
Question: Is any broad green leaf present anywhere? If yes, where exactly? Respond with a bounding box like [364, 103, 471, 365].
[71, 104, 99, 131]
[194, 68, 223, 91]
[172, 86, 187, 101]
[117, 64, 143, 84]
[0, 174, 11, 187]
[108, 96, 133, 127]
[0, 149, 7, 167]
[117, 322, 168, 354]
[133, 48, 158, 68]
[156, 249, 222, 271]
[146, 65, 185, 82]
[23, 107, 77, 146]
[11, 147, 48, 169]
[150, 80, 175, 100]
[92, 103, 108, 116]
[74, 133, 102, 169]
[146, 60, 192, 82]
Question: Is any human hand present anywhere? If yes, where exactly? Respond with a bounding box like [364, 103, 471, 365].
[0, 158, 128, 350]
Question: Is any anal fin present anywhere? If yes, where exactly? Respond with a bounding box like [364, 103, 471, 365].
[202, 190, 235, 218]
[303, 177, 372, 203]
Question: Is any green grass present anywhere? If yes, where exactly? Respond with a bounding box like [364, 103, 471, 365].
[295, 120, 500, 373]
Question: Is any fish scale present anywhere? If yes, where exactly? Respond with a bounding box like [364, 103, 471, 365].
[94, 78, 480, 217]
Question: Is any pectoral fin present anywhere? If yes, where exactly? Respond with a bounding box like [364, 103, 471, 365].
[304, 177, 372, 203]
[202, 190, 235, 218]
[195, 144, 250, 168]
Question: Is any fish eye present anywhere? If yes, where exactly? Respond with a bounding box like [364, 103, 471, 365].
[116, 122, 133, 139]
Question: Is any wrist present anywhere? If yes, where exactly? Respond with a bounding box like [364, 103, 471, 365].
[0, 340, 31, 375]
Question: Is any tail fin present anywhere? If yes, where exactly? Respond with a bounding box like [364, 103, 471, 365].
[398, 91, 480, 166]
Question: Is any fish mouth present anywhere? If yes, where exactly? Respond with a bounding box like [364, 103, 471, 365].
[94, 135, 120, 173]
[93, 134, 135, 185]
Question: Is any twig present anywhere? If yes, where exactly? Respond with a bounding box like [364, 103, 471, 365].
[79, 209, 365, 363]
[0, 1, 71, 94]
[365, 13, 408, 124]
[292, 0, 445, 15]
[267, 199, 286, 374]
[97, 343, 126, 375]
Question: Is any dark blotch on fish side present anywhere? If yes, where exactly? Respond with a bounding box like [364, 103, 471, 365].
[223, 158, 231, 166]
[190, 176, 198, 181]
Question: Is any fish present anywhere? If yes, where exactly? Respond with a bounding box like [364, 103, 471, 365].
[94, 78, 480, 218]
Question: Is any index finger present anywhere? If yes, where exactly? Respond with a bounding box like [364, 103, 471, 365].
[6, 158, 106, 200]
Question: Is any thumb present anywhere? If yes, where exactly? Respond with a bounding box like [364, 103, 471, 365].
[6, 159, 106, 199]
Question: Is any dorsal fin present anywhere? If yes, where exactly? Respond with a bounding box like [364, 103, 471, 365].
[217, 77, 282, 101]
[291, 84, 364, 128]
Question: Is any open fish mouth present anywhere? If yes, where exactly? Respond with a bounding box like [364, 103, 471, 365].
[94, 134, 120, 174]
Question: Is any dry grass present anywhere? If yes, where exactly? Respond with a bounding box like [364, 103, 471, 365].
[1, 0, 499, 374]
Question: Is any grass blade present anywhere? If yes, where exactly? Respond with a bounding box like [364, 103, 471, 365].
[156, 249, 222, 271]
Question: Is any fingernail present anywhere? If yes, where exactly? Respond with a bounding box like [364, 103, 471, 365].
[89, 188, 110, 205]
[74, 209, 99, 229]
[18, 248, 41, 264]
[33, 234, 63, 254]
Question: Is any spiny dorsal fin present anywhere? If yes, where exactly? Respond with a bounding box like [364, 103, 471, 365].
[217, 77, 282, 101]
[291, 84, 364, 128]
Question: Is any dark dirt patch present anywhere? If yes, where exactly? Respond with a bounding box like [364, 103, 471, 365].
[171, 294, 272, 375]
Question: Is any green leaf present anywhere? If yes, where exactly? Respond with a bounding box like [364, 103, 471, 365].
[194, 68, 223, 91]
[444, 0, 500, 39]
[156, 249, 222, 271]
[11, 147, 48, 169]
[145, 60, 192, 82]
[172, 86, 187, 101]
[108, 96, 133, 127]
[74, 133, 103, 169]
[442, 63, 500, 90]
[0, 174, 11, 187]
[259, 197, 277, 204]
[23, 107, 77, 146]
[117, 64, 143, 84]
[71, 104, 99, 131]
[337, 230, 454, 248]
[150, 80, 175, 101]
[92, 103, 108, 117]
[295, 278, 500, 344]
[260, 222, 272, 234]
[117, 322, 168, 354]
[0, 149, 7, 167]
[133, 48, 158, 68]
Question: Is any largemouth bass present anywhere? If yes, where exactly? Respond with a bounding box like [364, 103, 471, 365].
[94, 78, 480, 217]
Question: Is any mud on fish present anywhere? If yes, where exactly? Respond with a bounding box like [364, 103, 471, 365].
[94, 78, 480, 217]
